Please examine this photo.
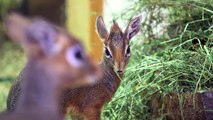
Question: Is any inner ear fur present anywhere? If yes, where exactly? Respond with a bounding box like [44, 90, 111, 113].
[96, 16, 109, 42]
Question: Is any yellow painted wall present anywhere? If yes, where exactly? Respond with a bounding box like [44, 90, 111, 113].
[66, 0, 90, 51]
[66, 0, 103, 61]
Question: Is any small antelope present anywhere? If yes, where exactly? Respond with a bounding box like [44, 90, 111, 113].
[59, 16, 142, 120]
[1, 13, 102, 120]
[6, 15, 141, 120]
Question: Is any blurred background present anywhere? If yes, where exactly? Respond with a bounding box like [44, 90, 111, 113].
[0, 0, 212, 119]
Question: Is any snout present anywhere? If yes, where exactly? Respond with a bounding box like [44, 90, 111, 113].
[117, 70, 123, 74]
[115, 61, 125, 74]
[62, 56, 103, 89]
[84, 56, 103, 84]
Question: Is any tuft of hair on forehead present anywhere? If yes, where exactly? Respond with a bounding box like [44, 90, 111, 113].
[110, 20, 121, 32]
[108, 20, 126, 48]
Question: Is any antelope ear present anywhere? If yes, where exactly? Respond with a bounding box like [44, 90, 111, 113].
[124, 15, 142, 40]
[4, 13, 62, 57]
[26, 18, 59, 55]
[96, 16, 109, 41]
[4, 13, 31, 44]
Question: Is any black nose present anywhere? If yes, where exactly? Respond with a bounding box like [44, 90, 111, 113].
[117, 70, 123, 74]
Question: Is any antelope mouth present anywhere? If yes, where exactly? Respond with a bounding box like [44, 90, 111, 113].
[117, 70, 123, 74]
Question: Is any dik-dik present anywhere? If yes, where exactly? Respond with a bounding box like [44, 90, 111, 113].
[59, 16, 142, 120]
[7, 15, 141, 120]
[2, 13, 102, 120]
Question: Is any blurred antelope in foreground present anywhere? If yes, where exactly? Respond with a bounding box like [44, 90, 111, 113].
[1, 13, 102, 120]
[59, 15, 142, 120]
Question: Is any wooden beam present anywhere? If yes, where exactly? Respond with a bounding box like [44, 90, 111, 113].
[66, 0, 103, 62]
[89, 0, 103, 62]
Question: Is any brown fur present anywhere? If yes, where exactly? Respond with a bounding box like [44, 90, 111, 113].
[2, 13, 102, 120]
[6, 15, 141, 120]
[60, 60, 121, 120]
[59, 16, 142, 120]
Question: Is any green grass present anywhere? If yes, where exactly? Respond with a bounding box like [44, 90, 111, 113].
[0, 41, 26, 112]
[1, 36, 212, 119]
[102, 40, 213, 119]
[101, 25, 213, 120]
[0, 1, 212, 119]
[0, 79, 12, 111]
[0, 0, 25, 112]
[101, 1, 213, 119]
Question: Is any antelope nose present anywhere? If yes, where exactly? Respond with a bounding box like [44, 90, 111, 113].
[117, 70, 123, 74]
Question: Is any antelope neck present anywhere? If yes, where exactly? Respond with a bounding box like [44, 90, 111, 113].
[101, 57, 123, 90]
[18, 59, 61, 114]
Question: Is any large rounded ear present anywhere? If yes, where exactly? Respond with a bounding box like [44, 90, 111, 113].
[4, 13, 31, 44]
[124, 15, 142, 40]
[96, 16, 109, 42]
[4, 13, 61, 56]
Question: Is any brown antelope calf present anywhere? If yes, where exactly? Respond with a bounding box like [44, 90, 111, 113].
[59, 16, 142, 120]
[6, 15, 141, 120]
[1, 13, 102, 120]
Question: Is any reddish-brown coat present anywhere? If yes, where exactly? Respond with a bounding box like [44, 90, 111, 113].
[60, 16, 142, 120]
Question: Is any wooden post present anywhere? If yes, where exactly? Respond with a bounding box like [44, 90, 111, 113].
[89, 0, 103, 62]
[66, 0, 103, 62]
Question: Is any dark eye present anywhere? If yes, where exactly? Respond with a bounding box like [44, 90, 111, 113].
[105, 47, 112, 58]
[66, 44, 86, 67]
[127, 46, 130, 54]
[126, 46, 130, 57]
[75, 50, 84, 61]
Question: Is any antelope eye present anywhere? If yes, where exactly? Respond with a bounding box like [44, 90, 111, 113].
[75, 50, 84, 60]
[126, 46, 130, 57]
[105, 47, 112, 58]
[66, 44, 85, 67]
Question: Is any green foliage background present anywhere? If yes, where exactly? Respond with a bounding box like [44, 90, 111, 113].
[0, 0, 212, 120]
[102, 0, 213, 119]
[0, 0, 24, 111]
